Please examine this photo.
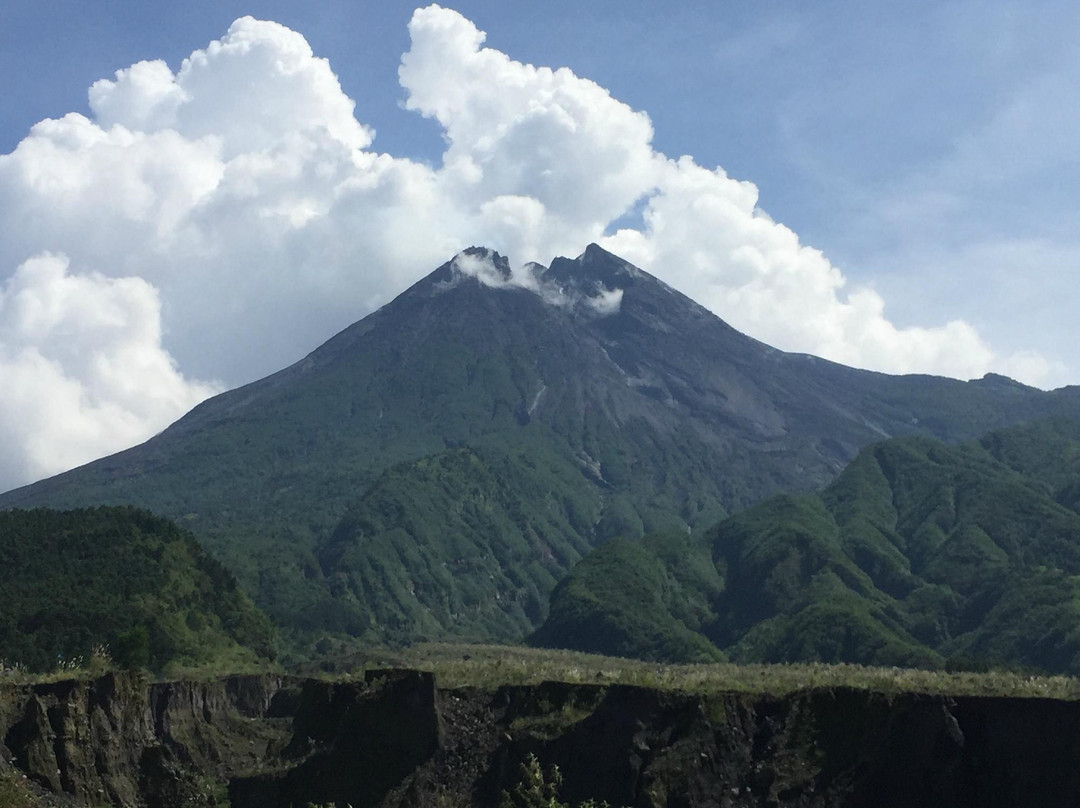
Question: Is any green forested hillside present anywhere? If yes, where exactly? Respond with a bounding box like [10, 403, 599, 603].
[530, 530, 725, 662]
[308, 445, 603, 641]
[5, 246, 1080, 649]
[0, 507, 275, 672]
[534, 418, 1080, 675]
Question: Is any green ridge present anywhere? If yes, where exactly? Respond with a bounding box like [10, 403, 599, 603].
[5, 246, 1080, 648]
[0, 507, 275, 672]
[535, 418, 1080, 675]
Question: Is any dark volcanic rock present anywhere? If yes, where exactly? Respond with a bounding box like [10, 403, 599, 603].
[4, 670, 1080, 807]
[231, 669, 442, 808]
[0, 672, 295, 808]
[228, 672, 1080, 808]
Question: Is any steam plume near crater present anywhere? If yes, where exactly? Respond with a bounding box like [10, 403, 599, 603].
[449, 248, 624, 315]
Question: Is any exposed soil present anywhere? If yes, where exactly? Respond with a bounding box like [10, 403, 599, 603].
[2, 669, 1079, 807]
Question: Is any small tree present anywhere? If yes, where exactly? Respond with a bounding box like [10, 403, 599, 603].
[114, 626, 150, 669]
[500, 754, 566, 808]
[499, 754, 612, 808]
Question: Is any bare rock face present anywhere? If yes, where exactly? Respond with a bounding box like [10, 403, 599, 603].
[231, 669, 443, 808]
[2, 674, 153, 805]
[0, 671, 294, 808]
[4, 670, 1080, 807]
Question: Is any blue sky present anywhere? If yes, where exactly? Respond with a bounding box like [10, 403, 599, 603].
[1, 0, 1078, 487]
[8, 1, 1076, 261]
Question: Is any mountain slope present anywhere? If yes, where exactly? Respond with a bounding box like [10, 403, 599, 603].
[529, 529, 726, 663]
[2, 245, 1079, 642]
[0, 507, 275, 672]
[534, 418, 1080, 674]
[312, 446, 602, 642]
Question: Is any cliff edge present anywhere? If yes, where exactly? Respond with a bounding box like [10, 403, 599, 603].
[1, 669, 1078, 807]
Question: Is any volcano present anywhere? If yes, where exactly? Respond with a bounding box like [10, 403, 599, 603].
[3, 244, 1076, 642]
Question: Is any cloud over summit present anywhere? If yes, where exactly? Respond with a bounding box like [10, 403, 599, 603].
[0, 5, 1056, 489]
[449, 247, 625, 316]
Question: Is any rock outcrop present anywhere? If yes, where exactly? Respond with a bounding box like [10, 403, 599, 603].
[2, 669, 1080, 807]
[0, 671, 294, 807]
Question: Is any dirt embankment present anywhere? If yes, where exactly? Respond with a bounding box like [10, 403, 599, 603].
[2, 669, 1080, 807]
[0, 672, 294, 807]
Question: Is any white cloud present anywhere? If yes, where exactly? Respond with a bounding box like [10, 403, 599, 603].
[599, 156, 1024, 379]
[0, 254, 218, 491]
[450, 249, 513, 287]
[90, 17, 374, 156]
[0, 5, 1060, 489]
[449, 248, 624, 315]
[585, 287, 624, 316]
[401, 4, 660, 261]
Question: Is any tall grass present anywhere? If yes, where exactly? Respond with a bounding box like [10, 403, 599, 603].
[349, 642, 1080, 700]
[6, 641, 1080, 700]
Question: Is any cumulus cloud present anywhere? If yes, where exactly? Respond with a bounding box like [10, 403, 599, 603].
[599, 157, 1012, 379]
[401, 5, 659, 261]
[0, 254, 218, 491]
[0, 5, 1058, 488]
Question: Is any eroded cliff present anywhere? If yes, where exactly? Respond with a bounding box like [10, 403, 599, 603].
[1, 669, 1078, 808]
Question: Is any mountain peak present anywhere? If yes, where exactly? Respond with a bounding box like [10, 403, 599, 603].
[448, 246, 513, 283]
[2, 243, 1076, 650]
[431, 244, 630, 318]
[544, 243, 645, 289]
[427, 243, 650, 302]
[972, 372, 1032, 391]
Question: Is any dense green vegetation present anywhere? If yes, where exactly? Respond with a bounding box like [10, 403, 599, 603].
[0, 773, 42, 808]
[535, 418, 1080, 676]
[4, 246, 1080, 654]
[0, 507, 275, 673]
[313, 446, 600, 642]
[530, 531, 724, 662]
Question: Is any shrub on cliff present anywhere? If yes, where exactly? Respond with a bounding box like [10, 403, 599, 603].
[500, 754, 618, 808]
